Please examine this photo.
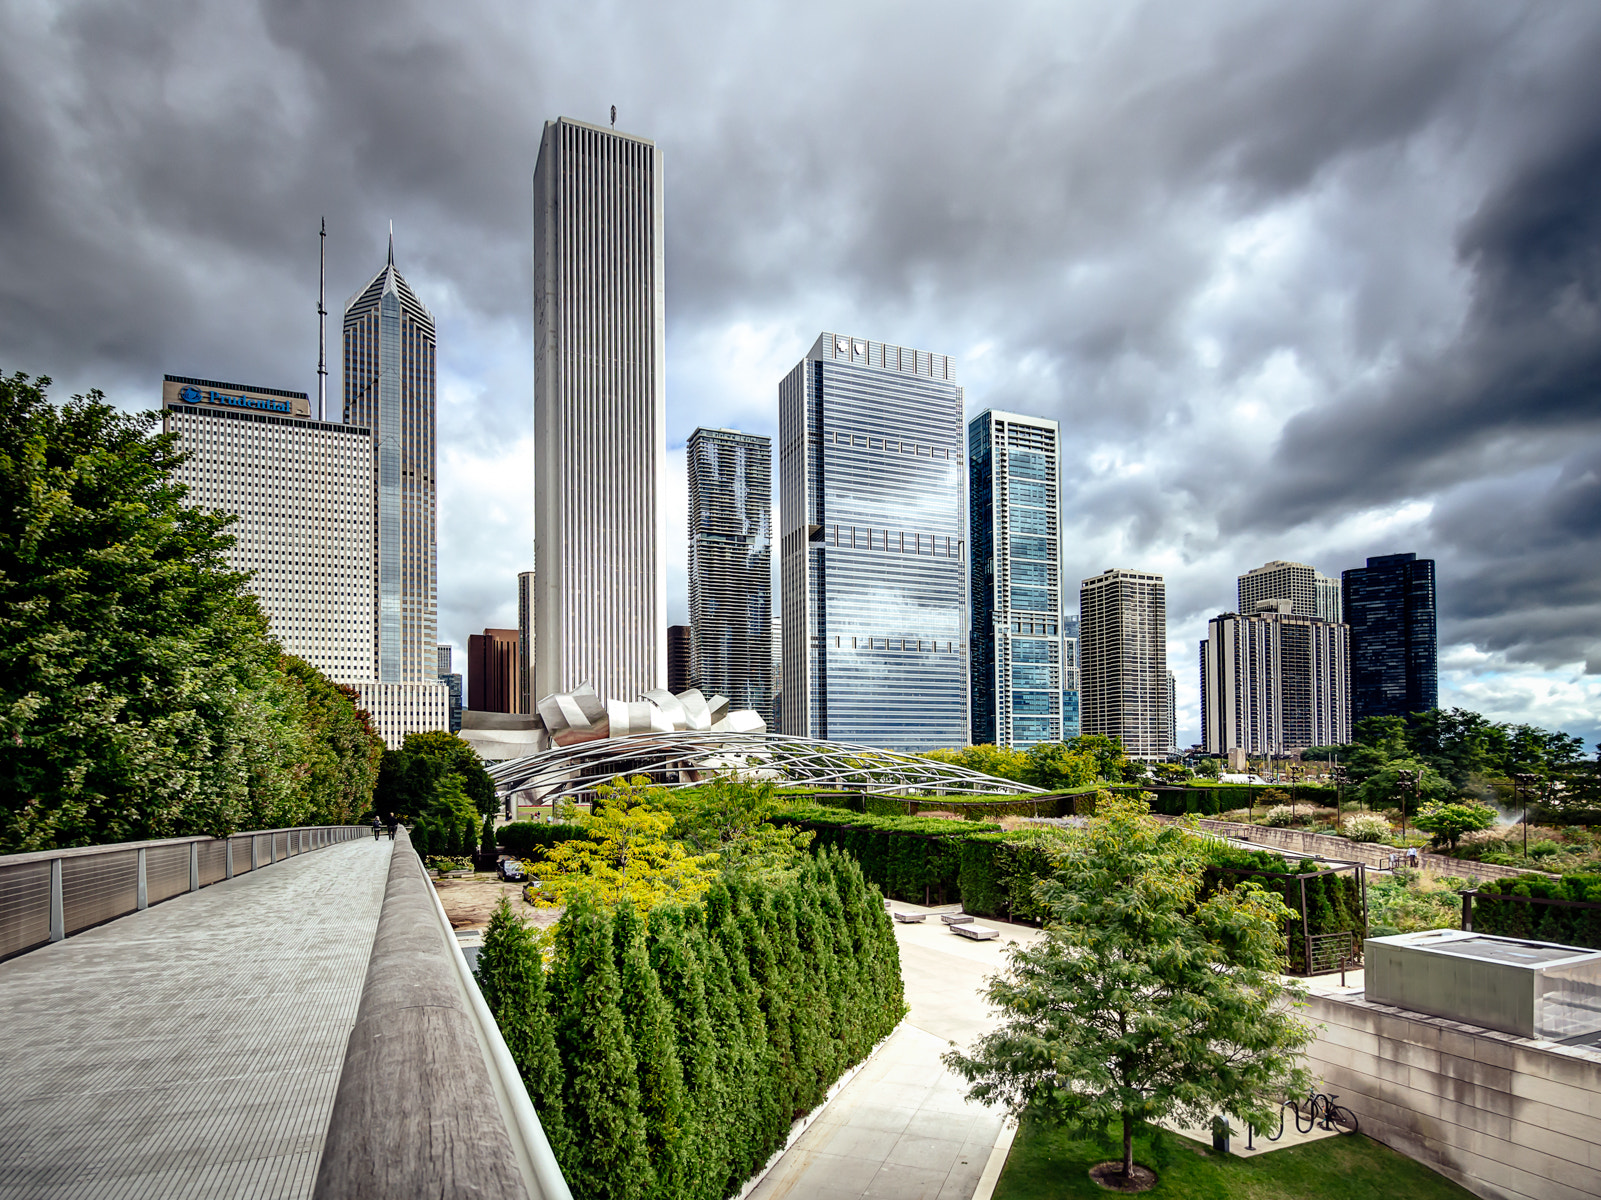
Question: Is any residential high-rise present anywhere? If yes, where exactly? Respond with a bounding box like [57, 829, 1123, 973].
[161, 376, 373, 682]
[468, 629, 520, 714]
[1062, 615, 1080, 739]
[968, 410, 1063, 748]
[1342, 552, 1438, 721]
[779, 333, 967, 751]
[1316, 573, 1343, 624]
[1200, 605, 1351, 755]
[532, 117, 666, 703]
[667, 625, 692, 694]
[437, 645, 463, 733]
[1167, 668, 1177, 753]
[688, 427, 774, 725]
[1079, 569, 1169, 759]
[518, 570, 535, 714]
[343, 235, 449, 745]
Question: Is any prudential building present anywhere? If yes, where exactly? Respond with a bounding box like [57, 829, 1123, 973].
[779, 334, 969, 753]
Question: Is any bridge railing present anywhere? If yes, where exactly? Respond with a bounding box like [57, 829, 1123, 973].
[0, 824, 371, 962]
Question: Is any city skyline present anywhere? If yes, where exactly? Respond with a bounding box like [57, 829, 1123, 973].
[4, 5, 1599, 751]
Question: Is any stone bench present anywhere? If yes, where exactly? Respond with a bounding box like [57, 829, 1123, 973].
[952, 923, 999, 941]
[940, 913, 973, 925]
[892, 911, 926, 924]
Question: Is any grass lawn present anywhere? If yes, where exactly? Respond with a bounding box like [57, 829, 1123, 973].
[993, 1121, 1477, 1200]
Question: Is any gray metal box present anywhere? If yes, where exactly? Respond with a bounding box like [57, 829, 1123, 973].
[1365, 928, 1601, 1041]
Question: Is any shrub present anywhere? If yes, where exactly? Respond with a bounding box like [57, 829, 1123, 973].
[1529, 840, 1563, 859]
[426, 855, 473, 872]
[1263, 805, 1298, 828]
[1343, 813, 1392, 843]
[499, 820, 590, 856]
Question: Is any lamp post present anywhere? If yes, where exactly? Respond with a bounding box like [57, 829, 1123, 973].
[1515, 772, 1539, 861]
[1396, 769, 1418, 846]
[1332, 764, 1348, 816]
[1288, 763, 1303, 821]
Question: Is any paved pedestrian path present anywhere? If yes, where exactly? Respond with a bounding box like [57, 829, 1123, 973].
[748, 905, 1045, 1200]
[0, 837, 392, 1200]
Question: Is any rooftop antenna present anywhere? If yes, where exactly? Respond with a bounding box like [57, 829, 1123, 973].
[388, 219, 395, 266]
[611, 104, 616, 128]
[317, 217, 328, 422]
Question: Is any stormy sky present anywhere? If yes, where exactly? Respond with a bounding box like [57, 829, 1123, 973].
[3, 0, 1599, 750]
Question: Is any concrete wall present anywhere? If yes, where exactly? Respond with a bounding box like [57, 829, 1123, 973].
[1305, 990, 1601, 1200]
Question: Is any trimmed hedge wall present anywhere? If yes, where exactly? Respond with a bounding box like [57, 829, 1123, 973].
[1472, 873, 1601, 948]
[476, 847, 905, 1200]
[1204, 844, 1364, 972]
[497, 820, 590, 856]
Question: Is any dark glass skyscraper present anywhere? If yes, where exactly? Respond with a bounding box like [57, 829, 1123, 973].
[779, 333, 968, 751]
[687, 427, 773, 724]
[968, 410, 1063, 748]
[1342, 552, 1438, 721]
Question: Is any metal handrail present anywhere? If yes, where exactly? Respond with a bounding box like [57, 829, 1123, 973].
[0, 824, 370, 962]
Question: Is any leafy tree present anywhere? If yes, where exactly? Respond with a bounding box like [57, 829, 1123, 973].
[1151, 762, 1193, 784]
[535, 787, 719, 909]
[944, 793, 1314, 1183]
[475, 897, 569, 1161]
[612, 902, 688, 1200]
[402, 728, 497, 815]
[278, 656, 383, 824]
[657, 777, 814, 877]
[1355, 758, 1453, 814]
[1412, 800, 1498, 852]
[1021, 741, 1100, 790]
[923, 744, 1029, 783]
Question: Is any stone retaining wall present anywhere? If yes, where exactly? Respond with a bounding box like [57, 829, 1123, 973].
[1305, 991, 1601, 1200]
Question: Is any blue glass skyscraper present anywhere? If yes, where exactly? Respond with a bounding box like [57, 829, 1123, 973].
[1342, 552, 1438, 721]
[779, 333, 968, 751]
[968, 410, 1064, 748]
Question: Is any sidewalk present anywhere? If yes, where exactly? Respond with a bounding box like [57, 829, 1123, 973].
[747, 903, 1044, 1200]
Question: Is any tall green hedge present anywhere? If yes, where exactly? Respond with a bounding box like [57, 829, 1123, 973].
[1472, 873, 1601, 948]
[498, 820, 590, 857]
[478, 847, 905, 1200]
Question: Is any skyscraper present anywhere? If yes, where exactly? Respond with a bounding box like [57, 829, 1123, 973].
[1167, 668, 1178, 753]
[518, 569, 535, 714]
[1062, 615, 1080, 739]
[1342, 552, 1438, 721]
[1315, 573, 1343, 624]
[968, 410, 1063, 748]
[532, 117, 666, 702]
[437, 644, 463, 733]
[1200, 606, 1351, 755]
[468, 628, 520, 714]
[688, 427, 774, 726]
[343, 235, 449, 745]
[667, 625, 693, 694]
[779, 333, 968, 751]
[161, 376, 373, 682]
[1079, 569, 1169, 759]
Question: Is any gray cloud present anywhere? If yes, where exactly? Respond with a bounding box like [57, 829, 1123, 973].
[1, 0, 1598, 744]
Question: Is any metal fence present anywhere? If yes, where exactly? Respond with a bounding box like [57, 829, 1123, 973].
[0, 825, 370, 963]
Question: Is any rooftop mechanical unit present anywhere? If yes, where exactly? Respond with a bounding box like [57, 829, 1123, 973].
[1365, 928, 1601, 1042]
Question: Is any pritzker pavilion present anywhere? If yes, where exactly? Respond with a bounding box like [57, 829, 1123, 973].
[465, 684, 1040, 812]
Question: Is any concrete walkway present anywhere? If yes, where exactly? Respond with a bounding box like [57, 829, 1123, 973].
[749, 904, 1045, 1200]
[0, 837, 392, 1200]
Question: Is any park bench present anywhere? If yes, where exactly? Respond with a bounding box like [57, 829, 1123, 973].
[940, 913, 974, 925]
[892, 911, 926, 924]
[952, 923, 999, 941]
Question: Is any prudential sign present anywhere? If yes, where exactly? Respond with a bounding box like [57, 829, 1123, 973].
[179, 385, 292, 414]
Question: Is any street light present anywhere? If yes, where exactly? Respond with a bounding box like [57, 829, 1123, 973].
[1515, 772, 1539, 861]
[1287, 763, 1303, 822]
[1395, 769, 1418, 846]
[1331, 764, 1348, 816]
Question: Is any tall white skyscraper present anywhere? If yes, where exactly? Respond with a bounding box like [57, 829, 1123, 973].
[161, 376, 373, 682]
[343, 236, 448, 746]
[1201, 606, 1351, 755]
[532, 117, 666, 702]
[779, 333, 968, 752]
[518, 569, 535, 716]
[1079, 568, 1169, 759]
[968, 410, 1064, 748]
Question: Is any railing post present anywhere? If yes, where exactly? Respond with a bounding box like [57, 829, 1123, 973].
[48, 858, 64, 942]
[137, 848, 148, 910]
[251, 835, 259, 871]
[226, 839, 234, 879]
[1462, 890, 1474, 932]
[189, 843, 200, 892]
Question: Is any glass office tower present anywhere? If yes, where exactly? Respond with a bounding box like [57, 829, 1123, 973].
[1062, 615, 1080, 738]
[968, 410, 1063, 748]
[687, 427, 774, 726]
[779, 333, 968, 751]
[1342, 552, 1437, 721]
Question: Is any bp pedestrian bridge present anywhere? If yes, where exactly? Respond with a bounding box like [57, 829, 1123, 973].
[0, 827, 570, 1200]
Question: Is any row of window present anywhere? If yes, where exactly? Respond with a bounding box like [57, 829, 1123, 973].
[825, 429, 956, 460]
[816, 635, 965, 655]
[819, 525, 965, 558]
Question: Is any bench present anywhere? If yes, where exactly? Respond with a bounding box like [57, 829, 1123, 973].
[940, 913, 974, 925]
[952, 923, 999, 941]
[892, 911, 926, 924]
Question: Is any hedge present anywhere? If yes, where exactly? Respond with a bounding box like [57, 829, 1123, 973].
[1116, 784, 1340, 817]
[497, 820, 591, 857]
[1471, 873, 1601, 948]
[476, 847, 905, 1200]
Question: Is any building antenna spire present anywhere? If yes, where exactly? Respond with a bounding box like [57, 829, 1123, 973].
[388, 220, 394, 267]
[611, 104, 616, 128]
[317, 217, 328, 422]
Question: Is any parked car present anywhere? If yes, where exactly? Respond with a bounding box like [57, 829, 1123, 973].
[496, 857, 528, 882]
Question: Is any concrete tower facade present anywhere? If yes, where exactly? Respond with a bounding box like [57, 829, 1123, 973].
[687, 427, 773, 725]
[1079, 568, 1169, 759]
[532, 117, 666, 702]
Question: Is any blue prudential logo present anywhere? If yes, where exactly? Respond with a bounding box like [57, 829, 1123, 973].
[177, 385, 290, 414]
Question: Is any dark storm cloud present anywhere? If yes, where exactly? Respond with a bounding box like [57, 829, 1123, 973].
[1, 0, 1598, 736]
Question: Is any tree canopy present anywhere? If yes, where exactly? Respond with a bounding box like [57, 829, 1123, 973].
[944, 792, 1314, 1183]
[921, 735, 1129, 789]
[0, 372, 380, 851]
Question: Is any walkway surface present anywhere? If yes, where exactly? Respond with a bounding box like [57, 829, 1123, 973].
[0, 837, 392, 1200]
[748, 903, 1045, 1200]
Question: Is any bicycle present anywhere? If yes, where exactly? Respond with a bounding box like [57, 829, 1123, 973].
[1257, 1091, 1359, 1143]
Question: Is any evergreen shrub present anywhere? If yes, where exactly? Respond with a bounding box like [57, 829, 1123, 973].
[477, 848, 906, 1200]
[1472, 873, 1601, 948]
[498, 821, 591, 857]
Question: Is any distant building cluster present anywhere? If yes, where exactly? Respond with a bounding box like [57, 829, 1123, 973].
[168, 114, 1440, 765]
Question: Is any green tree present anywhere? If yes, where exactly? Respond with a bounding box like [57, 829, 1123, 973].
[657, 777, 814, 877]
[278, 656, 383, 824]
[1020, 742, 1100, 789]
[0, 372, 339, 850]
[1412, 800, 1498, 852]
[1356, 758, 1453, 814]
[535, 788, 719, 909]
[611, 902, 689, 1200]
[402, 728, 497, 815]
[475, 897, 568, 1161]
[944, 793, 1314, 1183]
[923, 744, 1029, 783]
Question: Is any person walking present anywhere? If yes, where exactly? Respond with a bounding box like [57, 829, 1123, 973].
[385, 817, 397, 841]
[371, 815, 382, 841]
